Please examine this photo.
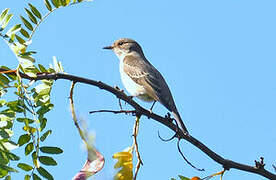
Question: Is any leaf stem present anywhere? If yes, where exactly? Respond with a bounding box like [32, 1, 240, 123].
[28, 8, 57, 41]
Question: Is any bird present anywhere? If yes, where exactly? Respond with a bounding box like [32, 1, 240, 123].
[103, 38, 188, 134]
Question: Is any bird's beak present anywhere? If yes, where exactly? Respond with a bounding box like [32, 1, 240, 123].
[103, 45, 113, 50]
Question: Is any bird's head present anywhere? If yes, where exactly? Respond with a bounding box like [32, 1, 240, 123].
[103, 38, 144, 58]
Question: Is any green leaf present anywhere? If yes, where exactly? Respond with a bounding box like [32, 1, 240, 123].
[32, 152, 39, 168]
[0, 150, 10, 164]
[20, 16, 33, 31]
[0, 129, 9, 139]
[25, 142, 34, 155]
[28, 4, 42, 19]
[0, 74, 10, 85]
[60, 0, 67, 6]
[0, 9, 9, 23]
[24, 8, 37, 24]
[17, 163, 33, 171]
[38, 64, 47, 72]
[66, 0, 71, 5]
[40, 130, 52, 142]
[6, 100, 24, 113]
[6, 24, 21, 37]
[178, 175, 190, 180]
[34, 83, 51, 95]
[20, 28, 30, 38]
[18, 134, 31, 146]
[6, 152, 20, 161]
[32, 173, 41, 180]
[51, 0, 61, 8]
[2, 14, 13, 29]
[15, 35, 26, 44]
[45, 0, 53, 11]
[18, 54, 35, 63]
[37, 104, 54, 117]
[0, 109, 15, 118]
[42, 80, 53, 86]
[0, 169, 8, 178]
[21, 51, 37, 56]
[37, 167, 54, 180]
[39, 118, 47, 131]
[0, 164, 18, 173]
[38, 156, 57, 166]
[40, 146, 63, 154]
[0, 99, 6, 107]
[24, 175, 31, 180]
[17, 118, 34, 124]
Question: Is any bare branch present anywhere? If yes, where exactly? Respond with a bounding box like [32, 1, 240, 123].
[1, 69, 275, 180]
[69, 81, 87, 147]
[132, 115, 143, 180]
[89, 109, 136, 115]
[177, 139, 204, 171]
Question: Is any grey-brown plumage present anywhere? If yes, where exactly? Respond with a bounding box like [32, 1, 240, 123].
[103, 38, 188, 133]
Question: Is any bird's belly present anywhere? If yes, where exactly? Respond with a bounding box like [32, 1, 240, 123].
[119, 61, 154, 102]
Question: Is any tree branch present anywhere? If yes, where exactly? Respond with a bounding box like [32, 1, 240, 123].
[1, 69, 275, 180]
[132, 115, 143, 180]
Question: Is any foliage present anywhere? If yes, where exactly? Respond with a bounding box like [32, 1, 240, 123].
[0, 0, 89, 179]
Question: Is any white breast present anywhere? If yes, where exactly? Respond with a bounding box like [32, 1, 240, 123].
[115, 49, 154, 101]
[119, 58, 144, 97]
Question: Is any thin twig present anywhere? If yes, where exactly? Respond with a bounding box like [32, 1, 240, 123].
[89, 109, 136, 115]
[177, 139, 204, 171]
[28, 8, 57, 41]
[157, 131, 177, 142]
[201, 169, 225, 180]
[157, 118, 179, 142]
[69, 81, 88, 147]
[220, 170, 225, 180]
[0, 69, 16, 74]
[132, 115, 143, 180]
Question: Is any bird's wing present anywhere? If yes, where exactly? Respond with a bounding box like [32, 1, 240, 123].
[123, 55, 176, 111]
[123, 55, 159, 100]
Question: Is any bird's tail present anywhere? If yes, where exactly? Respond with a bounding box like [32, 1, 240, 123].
[172, 110, 189, 134]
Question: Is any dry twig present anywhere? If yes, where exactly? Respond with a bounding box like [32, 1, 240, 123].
[132, 115, 143, 180]
[89, 109, 136, 115]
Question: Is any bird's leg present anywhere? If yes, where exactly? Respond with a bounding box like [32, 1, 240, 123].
[149, 101, 156, 113]
[114, 86, 125, 110]
[118, 99, 123, 110]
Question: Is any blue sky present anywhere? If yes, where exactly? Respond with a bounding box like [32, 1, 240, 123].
[1, 0, 276, 179]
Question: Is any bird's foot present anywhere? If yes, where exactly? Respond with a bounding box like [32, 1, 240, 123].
[127, 95, 134, 99]
[114, 85, 124, 92]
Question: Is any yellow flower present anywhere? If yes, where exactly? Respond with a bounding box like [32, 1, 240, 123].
[113, 147, 133, 180]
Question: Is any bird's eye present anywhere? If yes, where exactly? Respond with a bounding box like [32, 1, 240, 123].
[118, 41, 124, 46]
